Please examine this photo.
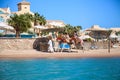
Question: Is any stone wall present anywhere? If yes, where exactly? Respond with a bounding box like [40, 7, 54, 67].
[0, 38, 110, 52]
[0, 38, 49, 51]
[0, 38, 36, 50]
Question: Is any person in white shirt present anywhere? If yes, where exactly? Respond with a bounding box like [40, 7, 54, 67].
[48, 36, 54, 53]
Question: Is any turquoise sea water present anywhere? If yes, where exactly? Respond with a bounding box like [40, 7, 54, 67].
[0, 58, 120, 80]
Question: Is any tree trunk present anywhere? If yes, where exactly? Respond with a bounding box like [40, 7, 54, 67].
[108, 37, 111, 53]
[16, 31, 20, 38]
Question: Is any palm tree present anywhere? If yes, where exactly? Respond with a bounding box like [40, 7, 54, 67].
[64, 24, 73, 34]
[39, 15, 46, 25]
[34, 12, 46, 26]
[34, 12, 40, 26]
[75, 26, 82, 30]
[33, 12, 46, 36]
[7, 13, 33, 38]
[63, 24, 82, 36]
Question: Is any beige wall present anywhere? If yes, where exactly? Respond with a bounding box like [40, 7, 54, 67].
[16, 4, 34, 15]
[0, 38, 36, 50]
[15, 11, 34, 15]
[18, 4, 30, 11]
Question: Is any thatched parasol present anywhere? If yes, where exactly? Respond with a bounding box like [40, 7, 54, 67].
[86, 25, 108, 39]
[34, 25, 47, 36]
[86, 25, 106, 31]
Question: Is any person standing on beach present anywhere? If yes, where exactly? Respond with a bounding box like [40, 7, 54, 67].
[48, 36, 54, 53]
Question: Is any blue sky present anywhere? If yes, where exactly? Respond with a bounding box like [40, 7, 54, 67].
[0, 0, 120, 30]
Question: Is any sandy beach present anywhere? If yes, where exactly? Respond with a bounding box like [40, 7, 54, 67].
[0, 48, 120, 59]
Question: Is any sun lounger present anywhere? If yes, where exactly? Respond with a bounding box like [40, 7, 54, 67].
[59, 43, 71, 52]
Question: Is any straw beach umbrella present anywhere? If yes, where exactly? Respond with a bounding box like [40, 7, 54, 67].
[86, 25, 107, 40]
[86, 25, 106, 31]
[87, 25, 112, 53]
[34, 25, 46, 36]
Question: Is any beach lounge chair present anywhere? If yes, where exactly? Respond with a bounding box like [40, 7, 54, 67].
[59, 43, 71, 52]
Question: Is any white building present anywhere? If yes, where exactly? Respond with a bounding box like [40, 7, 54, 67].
[0, 0, 66, 31]
[13, 0, 34, 15]
[0, 7, 11, 22]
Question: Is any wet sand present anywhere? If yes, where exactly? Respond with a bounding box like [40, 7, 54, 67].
[0, 48, 120, 59]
